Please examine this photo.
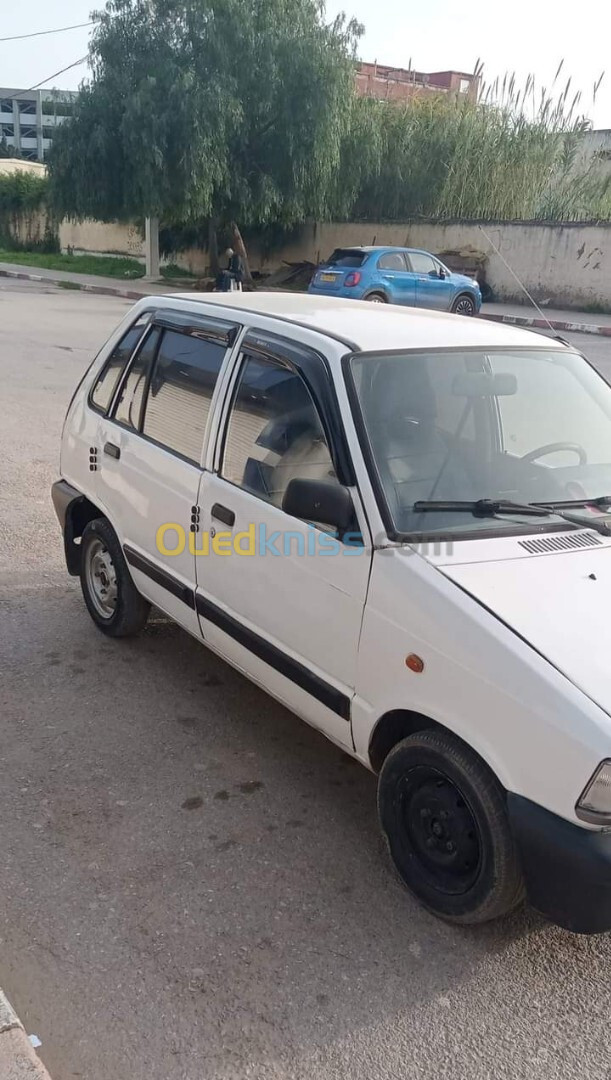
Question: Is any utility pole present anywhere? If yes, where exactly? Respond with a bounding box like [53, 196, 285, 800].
[144, 216, 159, 280]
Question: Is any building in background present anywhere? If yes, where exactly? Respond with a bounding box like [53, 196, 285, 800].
[0, 88, 75, 162]
[356, 62, 480, 103]
[573, 128, 611, 182]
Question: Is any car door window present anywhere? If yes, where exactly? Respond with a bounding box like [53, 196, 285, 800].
[90, 314, 150, 413]
[408, 252, 437, 275]
[221, 353, 337, 512]
[378, 253, 407, 271]
[114, 326, 161, 430]
[141, 328, 227, 463]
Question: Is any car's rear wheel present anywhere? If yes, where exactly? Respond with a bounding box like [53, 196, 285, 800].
[80, 518, 150, 637]
[452, 294, 476, 316]
[365, 292, 388, 303]
[377, 729, 524, 924]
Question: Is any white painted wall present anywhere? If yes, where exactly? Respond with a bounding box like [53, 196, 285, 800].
[52, 216, 611, 310]
[58, 219, 145, 260]
[248, 220, 611, 310]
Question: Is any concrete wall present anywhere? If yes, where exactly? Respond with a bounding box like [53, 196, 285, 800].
[241, 220, 611, 310]
[59, 219, 145, 260]
[52, 216, 611, 310]
[8, 208, 52, 248]
[0, 158, 46, 176]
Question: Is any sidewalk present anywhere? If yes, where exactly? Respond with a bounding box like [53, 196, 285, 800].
[0, 259, 610, 336]
[0, 991, 51, 1079]
[0, 260, 179, 300]
[482, 301, 611, 337]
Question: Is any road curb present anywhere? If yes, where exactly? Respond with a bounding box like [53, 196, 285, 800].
[481, 311, 611, 337]
[0, 991, 51, 1078]
[0, 266, 148, 301]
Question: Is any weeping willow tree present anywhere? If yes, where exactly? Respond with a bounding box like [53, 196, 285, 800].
[341, 64, 611, 222]
[48, 0, 362, 254]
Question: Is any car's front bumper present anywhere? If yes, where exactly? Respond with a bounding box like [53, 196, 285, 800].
[508, 793, 611, 933]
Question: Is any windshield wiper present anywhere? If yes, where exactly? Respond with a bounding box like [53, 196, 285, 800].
[539, 496, 611, 509]
[536, 498, 611, 535]
[412, 498, 611, 535]
[412, 499, 552, 518]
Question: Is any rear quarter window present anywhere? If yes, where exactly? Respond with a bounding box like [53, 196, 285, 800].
[90, 315, 149, 413]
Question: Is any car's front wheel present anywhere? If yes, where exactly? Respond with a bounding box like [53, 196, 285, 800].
[377, 729, 524, 924]
[80, 517, 150, 637]
[452, 294, 476, 316]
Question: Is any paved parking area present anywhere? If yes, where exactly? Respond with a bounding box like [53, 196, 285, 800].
[1, 278, 611, 1080]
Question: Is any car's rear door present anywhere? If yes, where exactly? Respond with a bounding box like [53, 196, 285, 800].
[195, 330, 373, 748]
[95, 310, 239, 636]
[375, 252, 417, 305]
[67, 312, 151, 502]
[409, 252, 455, 310]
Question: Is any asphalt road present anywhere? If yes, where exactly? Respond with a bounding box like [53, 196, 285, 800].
[2, 278, 611, 1080]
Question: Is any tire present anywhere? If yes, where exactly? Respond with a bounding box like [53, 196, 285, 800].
[451, 293, 476, 316]
[377, 729, 524, 924]
[80, 517, 150, 638]
[365, 292, 388, 304]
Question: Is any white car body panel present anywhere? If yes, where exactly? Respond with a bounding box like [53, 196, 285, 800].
[57, 292, 611, 834]
[438, 542, 611, 725]
[351, 546, 611, 823]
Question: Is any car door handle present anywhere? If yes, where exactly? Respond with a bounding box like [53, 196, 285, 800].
[103, 442, 121, 460]
[211, 503, 235, 527]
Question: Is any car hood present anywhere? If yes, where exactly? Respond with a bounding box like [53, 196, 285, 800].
[450, 272, 479, 289]
[438, 542, 611, 717]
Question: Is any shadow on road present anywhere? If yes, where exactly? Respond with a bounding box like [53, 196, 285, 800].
[1, 583, 579, 1080]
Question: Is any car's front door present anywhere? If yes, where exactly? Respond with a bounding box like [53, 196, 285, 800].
[195, 332, 372, 748]
[95, 311, 238, 637]
[375, 251, 417, 306]
[409, 252, 455, 311]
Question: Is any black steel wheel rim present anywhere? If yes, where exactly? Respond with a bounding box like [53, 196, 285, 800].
[398, 766, 482, 895]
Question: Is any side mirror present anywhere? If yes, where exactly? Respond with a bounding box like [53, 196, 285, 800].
[282, 478, 354, 532]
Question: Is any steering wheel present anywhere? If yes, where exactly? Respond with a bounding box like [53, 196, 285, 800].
[521, 442, 587, 466]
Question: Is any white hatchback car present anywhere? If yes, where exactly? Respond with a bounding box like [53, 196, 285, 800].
[53, 293, 611, 932]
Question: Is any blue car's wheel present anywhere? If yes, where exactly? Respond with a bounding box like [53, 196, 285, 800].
[365, 292, 388, 303]
[452, 294, 476, 316]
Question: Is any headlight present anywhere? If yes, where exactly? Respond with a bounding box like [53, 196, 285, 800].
[576, 760, 611, 824]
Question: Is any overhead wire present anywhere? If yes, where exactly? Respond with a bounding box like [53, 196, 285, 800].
[0, 21, 94, 44]
[8, 57, 89, 99]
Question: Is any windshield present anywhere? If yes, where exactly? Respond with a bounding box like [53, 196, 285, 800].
[348, 347, 611, 537]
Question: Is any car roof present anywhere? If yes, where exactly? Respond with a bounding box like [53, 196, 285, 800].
[171, 291, 560, 354]
[330, 245, 437, 255]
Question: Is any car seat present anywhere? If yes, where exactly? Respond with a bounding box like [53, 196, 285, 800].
[365, 358, 476, 524]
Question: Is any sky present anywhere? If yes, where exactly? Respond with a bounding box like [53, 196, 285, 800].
[2, 0, 610, 128]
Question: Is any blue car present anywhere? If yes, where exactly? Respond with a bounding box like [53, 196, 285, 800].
[308, 246, 482, 315]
